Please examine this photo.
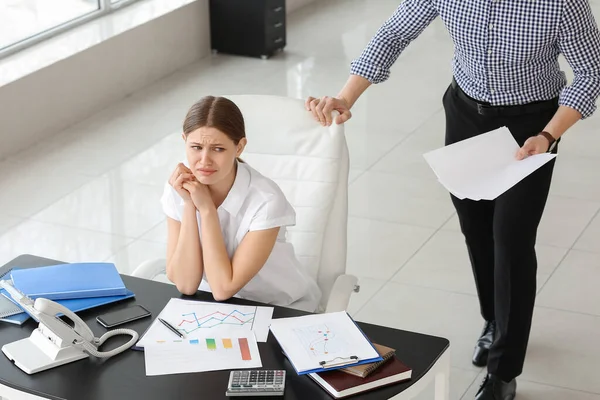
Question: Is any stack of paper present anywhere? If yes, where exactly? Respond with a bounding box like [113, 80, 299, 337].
[423, 127, 556, 201]
[139, 299, 274, 376]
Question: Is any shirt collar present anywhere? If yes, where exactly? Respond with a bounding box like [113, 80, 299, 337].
[219, 161, 250, 216]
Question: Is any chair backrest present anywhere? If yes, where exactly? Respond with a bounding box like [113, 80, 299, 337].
[227, 95, 349, 311]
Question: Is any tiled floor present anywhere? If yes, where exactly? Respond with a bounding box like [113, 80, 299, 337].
[1, 0, 599, 398]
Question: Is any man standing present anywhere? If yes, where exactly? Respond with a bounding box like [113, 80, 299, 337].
[306, 1, 600, 399]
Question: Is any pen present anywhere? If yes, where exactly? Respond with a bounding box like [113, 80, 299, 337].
[158, 318, 184, 338]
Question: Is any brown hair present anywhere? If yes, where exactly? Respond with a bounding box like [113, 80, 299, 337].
[183, 96, 246, 145]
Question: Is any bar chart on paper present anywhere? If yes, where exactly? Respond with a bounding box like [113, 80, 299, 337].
[144, 334, 261, 376]
[136, 299, 274, 348]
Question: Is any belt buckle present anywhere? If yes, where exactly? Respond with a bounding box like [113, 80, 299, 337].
[477, 103, 486, 115]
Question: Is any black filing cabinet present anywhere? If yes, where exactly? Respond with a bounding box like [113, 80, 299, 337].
[209, 0, 286, 59]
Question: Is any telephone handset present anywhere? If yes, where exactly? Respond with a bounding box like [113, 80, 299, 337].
[0, 279, 139, 374]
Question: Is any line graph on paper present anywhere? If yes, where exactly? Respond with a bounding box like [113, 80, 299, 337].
[136, 299, 275, 346]
[177, 308, 256, 334]
[293, 324, 348, 357]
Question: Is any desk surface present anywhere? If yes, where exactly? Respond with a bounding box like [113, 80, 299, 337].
[0, 255, 449, 400]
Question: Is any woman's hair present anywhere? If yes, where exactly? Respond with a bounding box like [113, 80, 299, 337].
[183, 96, 246, 145]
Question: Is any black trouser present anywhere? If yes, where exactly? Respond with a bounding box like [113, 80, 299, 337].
[442, 81, 558, 381]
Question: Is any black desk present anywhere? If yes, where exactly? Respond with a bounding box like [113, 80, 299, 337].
[0, 255, 449, 400]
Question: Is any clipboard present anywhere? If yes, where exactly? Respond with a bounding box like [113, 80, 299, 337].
[270, 311, 383, 375]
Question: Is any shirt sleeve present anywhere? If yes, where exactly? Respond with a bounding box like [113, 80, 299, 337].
[160, 183, 182, 221]
[558, 0, 600, 118]
[248, 192, 296, 232]
[350, 0, 438, 84]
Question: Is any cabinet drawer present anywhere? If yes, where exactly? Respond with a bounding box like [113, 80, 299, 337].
[266, 0, 285, 23]
[266, 31, 286, 49]
[265, 18, 285, 36]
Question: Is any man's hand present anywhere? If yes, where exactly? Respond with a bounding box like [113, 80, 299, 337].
[516, 135, 550, 160]
[305, 96, 352, 126]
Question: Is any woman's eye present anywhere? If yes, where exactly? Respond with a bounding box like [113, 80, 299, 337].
[192, 146, 201, 150]
[214, 147, 225, 152]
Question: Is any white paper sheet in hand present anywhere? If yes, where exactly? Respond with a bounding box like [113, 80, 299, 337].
[423, 126, 556, 201]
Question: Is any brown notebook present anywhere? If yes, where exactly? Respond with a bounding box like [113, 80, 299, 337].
[339, 343, 395, 378]
[308, 356, 412, 399]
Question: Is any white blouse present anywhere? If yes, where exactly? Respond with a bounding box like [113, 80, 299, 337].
[161, 161, 321, 312]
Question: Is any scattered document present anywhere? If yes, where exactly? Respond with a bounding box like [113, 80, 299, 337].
[144, 334, 262, 376]
[423, 126, 556, 200]
[136, 298, 274, 348]
[269, 312, 382, 375]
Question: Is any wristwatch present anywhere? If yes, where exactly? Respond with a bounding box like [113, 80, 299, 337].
[537, 131, 557, 152]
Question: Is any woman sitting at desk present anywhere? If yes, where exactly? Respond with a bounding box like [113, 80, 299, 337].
[161, 96, 321, 312]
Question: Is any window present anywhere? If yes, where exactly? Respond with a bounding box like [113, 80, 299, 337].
[0, 0, 139, 58]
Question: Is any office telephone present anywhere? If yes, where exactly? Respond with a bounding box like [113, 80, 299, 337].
[0, 279, 139, 374]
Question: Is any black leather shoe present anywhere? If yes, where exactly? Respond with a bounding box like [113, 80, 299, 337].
[472, 320, 495, 367]
[475, 374, 516, 400]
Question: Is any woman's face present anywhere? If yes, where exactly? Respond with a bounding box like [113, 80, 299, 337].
[184, 126, 245, 185]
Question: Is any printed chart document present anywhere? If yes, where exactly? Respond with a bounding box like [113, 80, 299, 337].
[269, 312, 382, 375]
[144, 334, 261, 376]
[423, 126, 556, 201]
[136, 298, 274, 347]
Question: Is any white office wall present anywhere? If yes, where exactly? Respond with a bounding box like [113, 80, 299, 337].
[0, 0, 210, 161]
[0, 0, 325, 161]
[287, 0, 321, 13]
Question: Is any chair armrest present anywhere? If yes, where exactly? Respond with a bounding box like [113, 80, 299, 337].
[131, 259, 167, 280]
[324, 274, 359, 313]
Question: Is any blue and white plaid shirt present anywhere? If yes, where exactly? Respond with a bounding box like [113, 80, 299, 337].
[351, 0, 600, 118]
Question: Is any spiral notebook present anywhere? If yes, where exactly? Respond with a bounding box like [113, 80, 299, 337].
[0, 292, 22, 319]
[339, 343, 395, 378]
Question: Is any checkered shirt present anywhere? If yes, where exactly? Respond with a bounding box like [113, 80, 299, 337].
[351, 0, 600, 118]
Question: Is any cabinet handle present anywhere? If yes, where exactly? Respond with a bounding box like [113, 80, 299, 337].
[274, 37, 283, 43]
[273, 6, 283, 12]
[274, 22, 283, 28]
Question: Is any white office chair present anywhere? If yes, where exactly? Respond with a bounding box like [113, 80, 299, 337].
[131, 95, 358, 313]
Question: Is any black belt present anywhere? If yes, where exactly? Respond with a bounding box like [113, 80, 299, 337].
[450, 78, 558, 117]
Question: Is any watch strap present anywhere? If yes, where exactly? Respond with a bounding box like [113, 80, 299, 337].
[538, 131, 557, 152]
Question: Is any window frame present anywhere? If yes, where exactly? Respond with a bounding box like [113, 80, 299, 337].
[0, 0, 140, 59]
